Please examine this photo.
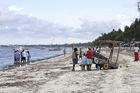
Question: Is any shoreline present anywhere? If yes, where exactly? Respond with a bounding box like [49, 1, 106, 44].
[0, 52, 73, 93]
[1, 53, 65, 71]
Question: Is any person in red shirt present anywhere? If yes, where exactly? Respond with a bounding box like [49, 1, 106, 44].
[86, 48, 95, 70]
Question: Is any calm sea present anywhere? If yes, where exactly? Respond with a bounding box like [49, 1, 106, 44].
[0, 46, 72, 70]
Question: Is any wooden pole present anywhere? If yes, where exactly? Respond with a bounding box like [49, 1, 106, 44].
[109, 44, 114, 62]
[116, 43, 121, 63]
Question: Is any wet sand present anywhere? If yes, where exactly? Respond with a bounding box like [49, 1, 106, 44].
[0, 49, 140, 93]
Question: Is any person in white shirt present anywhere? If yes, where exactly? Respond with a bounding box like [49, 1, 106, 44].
[21, 50, 26, 63]
[134, 44, 139, 61]
[80, 53, 87, 70]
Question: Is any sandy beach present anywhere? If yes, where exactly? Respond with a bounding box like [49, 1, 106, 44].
[0, 0, 139, 93]
[0, 49, 140, 93]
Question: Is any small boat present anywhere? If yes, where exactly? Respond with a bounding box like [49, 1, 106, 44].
[48, 47, 61, 51]
[40, 47, 46, 50]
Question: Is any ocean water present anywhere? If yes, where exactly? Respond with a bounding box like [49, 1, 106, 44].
[0, 46, 72, 70]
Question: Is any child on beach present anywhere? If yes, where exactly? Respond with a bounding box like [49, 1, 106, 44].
[94, 57, 101, 70]
[27, 51, 31, 63]
[80, 53, 87, 71]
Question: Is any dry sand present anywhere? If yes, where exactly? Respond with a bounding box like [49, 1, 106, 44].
[0, 49, 140, 93]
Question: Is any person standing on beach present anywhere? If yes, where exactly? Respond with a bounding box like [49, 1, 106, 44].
[21, 50, 26, 63]
[91, 48, 95, 63]
[79, 48, 82, 59]
[27, 51, 31, 63]
[72, 45, 75, 50]
[86, 48, 94, 71]
[63, 49, 66, 56]
[20, 50, 23, 63]
[96, 46, 100, 53]
[80, 53, 87, 71]
[14, 50, 20, 64]
[105, 46, 109, 53]
[72, 48, 78, 71]
[134, 44, 139, 61]
[14, 50, 16, 63]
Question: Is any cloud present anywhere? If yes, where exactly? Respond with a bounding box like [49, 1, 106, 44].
[114, 14, 135, 28]
[0, 5, 132, 45]
[73, 19, 121, 40]
[8, 5, 23, 12]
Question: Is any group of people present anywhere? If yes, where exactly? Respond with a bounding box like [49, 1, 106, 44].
[72, 44, 140, 71]
[14, 49, 31, 64]
[72, 47, 99, 71]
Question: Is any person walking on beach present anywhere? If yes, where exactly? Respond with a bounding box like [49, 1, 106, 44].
[86, 48, 94, 71]
[134, 44, 139, 61]
[27, 51, 31, 63]
[72, 48, 78, 71]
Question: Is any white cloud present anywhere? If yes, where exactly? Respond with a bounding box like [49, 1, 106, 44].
[0, 5, 134, 45]
[4, 26, 9, 29]
[114, 14, 134, 29]
[74, 19, 121, 39]
[8, 5, 23, 12]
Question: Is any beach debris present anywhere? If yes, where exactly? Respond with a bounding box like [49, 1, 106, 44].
[126, 65, 129, 68]
[75, 82, 79, 84]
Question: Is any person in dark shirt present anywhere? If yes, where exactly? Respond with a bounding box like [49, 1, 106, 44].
[79, 48, 82, 59]
[72, 48, 78, 71]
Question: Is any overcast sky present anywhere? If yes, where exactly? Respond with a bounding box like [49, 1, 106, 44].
[0, 0, 139, 45]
